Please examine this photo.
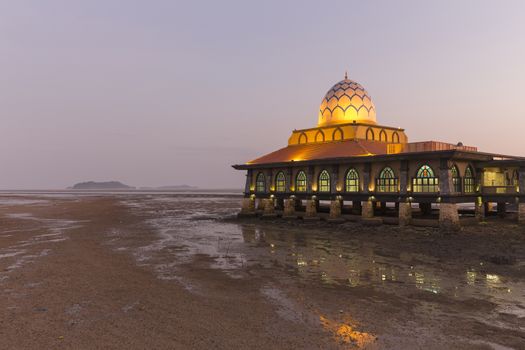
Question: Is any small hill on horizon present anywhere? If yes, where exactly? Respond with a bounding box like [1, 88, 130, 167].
[69, 181, 135, 190]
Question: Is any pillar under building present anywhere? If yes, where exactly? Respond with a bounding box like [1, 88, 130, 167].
[439, 203, 460, 229]
[239, 197, 256, 216]
[283, 197, 297, 218]
[361, 200, 374, 219]
[474, 198, 485, 221]
[304, 198, 319, 220]
[398, 202, 412, 226]
[329, 199, 342, 220]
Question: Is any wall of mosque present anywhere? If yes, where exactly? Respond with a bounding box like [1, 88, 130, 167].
[287, 123, 408, 145]
[248, 158, 484, 197]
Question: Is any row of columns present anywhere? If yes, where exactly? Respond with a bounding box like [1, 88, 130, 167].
[241, 195, 525, 227]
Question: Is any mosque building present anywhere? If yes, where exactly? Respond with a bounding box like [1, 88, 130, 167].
[233, 74, 525, 227]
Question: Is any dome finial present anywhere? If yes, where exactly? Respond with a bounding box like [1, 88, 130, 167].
[344, 71, 348, 80]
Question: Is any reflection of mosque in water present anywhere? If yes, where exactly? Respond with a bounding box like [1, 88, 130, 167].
[239, 225, 514, 297]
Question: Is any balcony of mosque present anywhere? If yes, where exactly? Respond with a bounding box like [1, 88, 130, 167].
[480, 186, 519, 195]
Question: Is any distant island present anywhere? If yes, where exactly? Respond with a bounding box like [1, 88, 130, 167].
[69, 181, 135, 190]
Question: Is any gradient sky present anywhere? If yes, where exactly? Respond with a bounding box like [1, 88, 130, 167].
[1, 0, 524, 189]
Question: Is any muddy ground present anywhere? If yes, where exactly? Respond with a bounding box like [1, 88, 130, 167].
[0, 194, 523, 349]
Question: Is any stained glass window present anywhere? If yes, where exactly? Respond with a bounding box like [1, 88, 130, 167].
[451, 165, 462, 193]
[275, 172, 286, 193]
[255, 173, 266, 193]
[412, 165, 439, 193]
[345, 169, 359, 192]
[318, 170, 331, 192]
[464, 166, 475, 193]
[296, 171, 307, 192]
[376, 167, 398, 192]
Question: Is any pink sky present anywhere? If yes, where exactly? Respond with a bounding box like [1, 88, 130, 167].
[1, 0, 524, 189]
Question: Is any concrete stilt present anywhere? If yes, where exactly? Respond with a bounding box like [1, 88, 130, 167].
[239, 197, 256, 217]
[262, 198, 277, 218]
[256, 198, 266, 211]
[361, 201, 374, 219]
[474, 198, 485, 221]
[497, 202, 507, 218]
[328, 199, 343, 222]
[398, 202, 412, 226]
[518, 202, 525, 224]
[283, 197, 297, 218]
[304, 199, 319, 220]
[439, 203, 460, 229]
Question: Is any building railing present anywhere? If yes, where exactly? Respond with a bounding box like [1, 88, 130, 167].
[481, 186, 518, 194]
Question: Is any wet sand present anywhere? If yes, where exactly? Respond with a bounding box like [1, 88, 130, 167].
[0, 194, 524, 349]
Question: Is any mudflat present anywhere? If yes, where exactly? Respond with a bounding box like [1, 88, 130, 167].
[0, 194, 524, 349]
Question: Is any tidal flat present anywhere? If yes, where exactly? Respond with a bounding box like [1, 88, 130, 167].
[0, 193, 523, 349]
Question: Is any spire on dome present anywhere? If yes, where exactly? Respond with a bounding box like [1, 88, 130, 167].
[344, 71, 348, 80]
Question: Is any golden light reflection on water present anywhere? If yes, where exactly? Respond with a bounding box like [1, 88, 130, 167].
[320, 315, 375, 348]
[241, 226, 516, 298]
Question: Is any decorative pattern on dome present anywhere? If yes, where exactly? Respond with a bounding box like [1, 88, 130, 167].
[318, 78, 376, 126]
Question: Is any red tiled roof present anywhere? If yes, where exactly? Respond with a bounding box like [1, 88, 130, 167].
[246, 140, 388, 165]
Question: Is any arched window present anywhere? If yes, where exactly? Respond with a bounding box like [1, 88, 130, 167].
[376, 167, 398, 192]
[451, 165, 462, 193]
[315, 130, 325, 142]
[513, 170, 519, 188]
[464, 166, 475, 193]
[318, 170, 330, 192]
[412, 165, 439, 193]
[379, 129, 387, 142]
[345, 168, 359, 192]
[296, 171, 307, 192]
[366, 128, 375, 141]
[392, 132, 400, 143]
[298, 133, 308, 144]
[275, 172, 286, 193]
[332, 128, 343, 141]
[255, 173, 266, 193]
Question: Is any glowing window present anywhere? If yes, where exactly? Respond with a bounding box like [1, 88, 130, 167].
[376, 167, 398, 192]
[451, 165, 462, 193]
[318, 170, 331, 192]
[412, 165, 439, 193]
[275, 172, 286, 193]
[464, 166, 475, 193]
[296, 171, 307, 192]
[513, 170, 519, 187]
[255, 173, 266, 193]
[345, 168, 359, 192]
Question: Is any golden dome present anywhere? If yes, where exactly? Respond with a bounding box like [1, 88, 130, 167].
[318, 75, 376, 126]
